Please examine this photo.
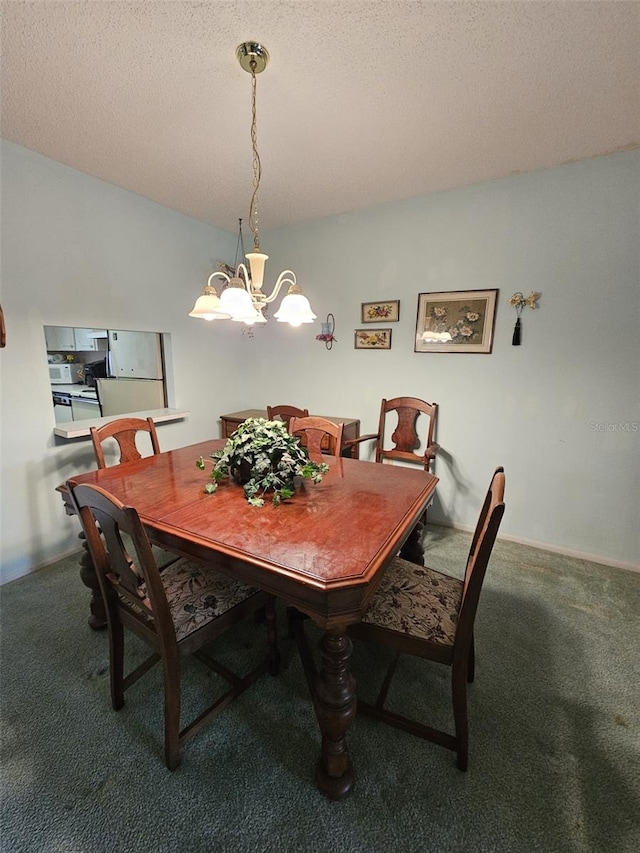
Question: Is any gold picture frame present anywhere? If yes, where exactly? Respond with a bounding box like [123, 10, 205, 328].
[354, 328, 392, 350]
[414, 289, 498, 354]
[361, 300, 400, 323]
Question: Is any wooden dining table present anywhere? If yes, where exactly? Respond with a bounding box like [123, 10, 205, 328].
[61, 439, 438, 798]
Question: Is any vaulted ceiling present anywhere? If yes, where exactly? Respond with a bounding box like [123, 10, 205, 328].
[2, 1, 638, 232]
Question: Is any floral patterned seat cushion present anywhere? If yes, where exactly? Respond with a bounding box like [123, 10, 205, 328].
[131, 559, 260, 643]
[362, 557, 463, 646]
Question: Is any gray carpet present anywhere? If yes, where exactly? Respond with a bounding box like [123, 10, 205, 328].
[1, 525, 638, 853]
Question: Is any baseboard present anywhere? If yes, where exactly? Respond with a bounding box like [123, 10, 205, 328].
[0, 546, 83, 586]
[430, 520, 640, 574]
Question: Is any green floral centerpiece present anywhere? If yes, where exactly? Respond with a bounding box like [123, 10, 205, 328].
[197, 417, 329, 507]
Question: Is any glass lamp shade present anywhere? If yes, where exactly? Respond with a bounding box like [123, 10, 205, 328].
[218, 279, 256, 321]
[188, 291, 230, 321]
[244, 307, 268, 325]
[245, 250, 269, 290]
[232, 306, 268, 324]
[274, 292, 317, 326]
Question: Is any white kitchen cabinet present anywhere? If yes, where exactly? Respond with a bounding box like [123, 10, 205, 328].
[44, 325, 76, 350]
[71, 397, 101, 421]
[45, 325, 108, 351]
[53, 402, 74, 424]
[74, 327, 108, 351]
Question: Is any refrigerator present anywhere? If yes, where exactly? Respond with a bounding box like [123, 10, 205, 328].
[99, 331, 165, 416]
[107, 330, 163, 379]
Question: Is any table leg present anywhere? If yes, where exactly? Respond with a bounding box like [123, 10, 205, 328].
[399, 516, 425, 565]
[313, 629, 356, 799]
[77, 530, 107, 631]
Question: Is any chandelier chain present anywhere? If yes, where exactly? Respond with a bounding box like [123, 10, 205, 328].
[249, 61, 262, 250]
[233, 218, 246, 271]
[189, 43, 316, 327]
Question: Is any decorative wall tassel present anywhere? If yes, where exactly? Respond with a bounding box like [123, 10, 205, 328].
[512, 317, 521, 346]
[509, 291, 541, 346]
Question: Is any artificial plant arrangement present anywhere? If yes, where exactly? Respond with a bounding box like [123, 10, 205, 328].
[197, 417, 329, 507]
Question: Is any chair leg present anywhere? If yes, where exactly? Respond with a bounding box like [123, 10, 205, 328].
[163, 656, 181, 771]
[109, 619, 125, 711]
[467, 635, 475, 684]
[286, 606, 298, 639]
[265, 596, 280, 676]
[451, 662, 469, 771]
[375, 652, 401, 710]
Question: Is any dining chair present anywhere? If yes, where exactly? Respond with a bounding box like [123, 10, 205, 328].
[348, 467, 506, 770]
[289, 415, 344, 463]
[342, 396, 439, 561]
[90, 416, 161, 469]
[266, 404, 309, 431]
[67, 481, 280, 770]
[343, 396, 439, 471]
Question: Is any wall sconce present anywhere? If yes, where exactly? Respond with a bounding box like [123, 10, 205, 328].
[316, 313, 336, 350]
[509, 291, 541, 345]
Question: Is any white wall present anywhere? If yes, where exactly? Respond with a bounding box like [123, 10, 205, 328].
[1, 141, 638, 582]
[254, 151, 640, 569]
[0, 141, 249, 582]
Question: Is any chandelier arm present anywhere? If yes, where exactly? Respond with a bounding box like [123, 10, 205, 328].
[207, 271, 230, 288]
[235, 263, 253, 293]
[262, 271, 297, 304]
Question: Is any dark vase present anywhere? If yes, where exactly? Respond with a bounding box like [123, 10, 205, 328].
[231, 452, 297, 491]
[231, 460, 253, 486]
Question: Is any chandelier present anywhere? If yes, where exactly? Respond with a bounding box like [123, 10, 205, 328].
[189, 42, 316, 327]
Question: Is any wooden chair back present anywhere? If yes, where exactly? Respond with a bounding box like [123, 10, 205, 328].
[343, 466, 506, 770]
[376, 396, 439, 471]
[456, 467, 506, 647]
[290, 416, 344, 463]
[68, 482, 172, 643]
[266, 405, 309, 431]
[67, 480, 279, 770]
[90, 416, 161, 469]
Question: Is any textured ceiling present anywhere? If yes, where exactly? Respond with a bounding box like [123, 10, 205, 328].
[1, 1, 639, 232]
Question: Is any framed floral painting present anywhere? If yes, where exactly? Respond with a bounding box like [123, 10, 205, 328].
[361, 300, 400, 323]
[414, 289, 498, 353]
[354, 328, 392, 350]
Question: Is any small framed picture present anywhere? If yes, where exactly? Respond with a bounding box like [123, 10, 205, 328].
[354, 329, 392, 350]
[361, 300, 400, 323]
[415, 289, 498, 354]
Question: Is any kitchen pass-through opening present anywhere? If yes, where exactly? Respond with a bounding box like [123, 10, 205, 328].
[45, 326, 171, 424]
